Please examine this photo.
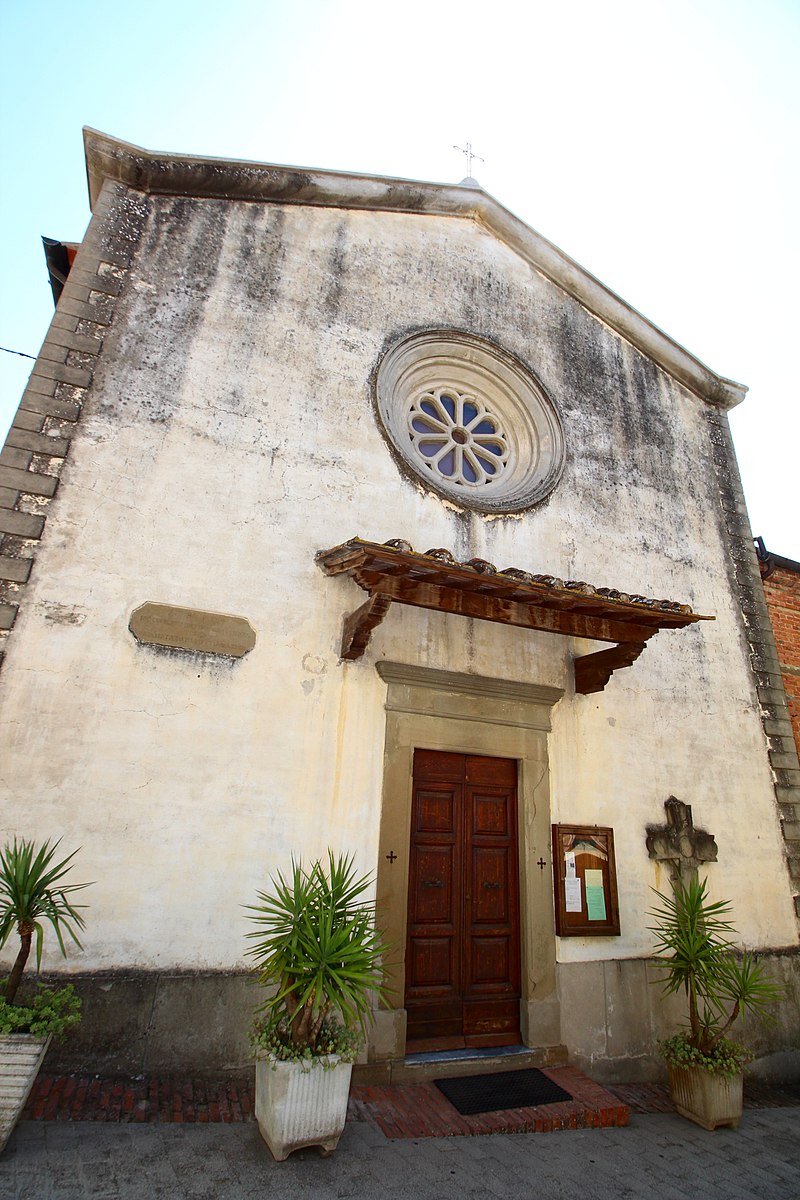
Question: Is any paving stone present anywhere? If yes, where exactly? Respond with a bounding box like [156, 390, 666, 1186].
[4, 1086, 800, 1200]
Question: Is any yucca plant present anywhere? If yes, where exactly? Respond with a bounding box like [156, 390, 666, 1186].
[649, 875, 781, 1071]
[244, 852, 389, 1056]
[0, 838, 90, 1004]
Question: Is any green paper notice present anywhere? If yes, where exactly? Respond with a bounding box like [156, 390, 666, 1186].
[584, 868, 607, 921]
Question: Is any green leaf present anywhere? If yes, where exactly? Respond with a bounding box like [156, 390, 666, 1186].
[0, 983, 82, 1040]
[244, 851, 392, 1054]
[649, 875, 782, 1057]
[0, 838, 91, 1000]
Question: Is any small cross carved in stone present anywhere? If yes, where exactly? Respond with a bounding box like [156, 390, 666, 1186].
[645, 796, 718, 884]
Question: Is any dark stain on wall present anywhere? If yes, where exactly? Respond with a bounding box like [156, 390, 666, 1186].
[324, 220, 349, 314]
[237, 205, 286, 306]
[96, 196, 229, 428]
[550, 299, 685, 498]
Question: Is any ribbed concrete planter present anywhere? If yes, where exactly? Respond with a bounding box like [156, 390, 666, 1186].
[668, 1064, 743, 1131]
[254, 1055, 353, 1160]
[0, 1034, 51, 1154]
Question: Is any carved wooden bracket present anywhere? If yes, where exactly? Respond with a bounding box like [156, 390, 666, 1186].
[574, 641, 647, 695]
[341, 592, 392, 661]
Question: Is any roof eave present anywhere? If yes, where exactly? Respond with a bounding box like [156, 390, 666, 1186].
[83, 127, 747, 410]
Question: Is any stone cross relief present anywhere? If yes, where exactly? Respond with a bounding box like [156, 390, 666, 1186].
[645, 796, 718, 885]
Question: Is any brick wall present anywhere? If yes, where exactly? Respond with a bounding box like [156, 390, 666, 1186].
[706, 424, 800, 922]
[761, 554, 800, 758]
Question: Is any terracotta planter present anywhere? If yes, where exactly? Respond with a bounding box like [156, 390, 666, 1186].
[254, 1054, 353, 1160]
[0, 1033, 51, 1154]
[668, 1063, 743, 1130]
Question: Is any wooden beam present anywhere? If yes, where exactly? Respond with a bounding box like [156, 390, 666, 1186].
[341, 592, 393, 660]
[574, 642, 647, 695]
[371, 576, 658, 646]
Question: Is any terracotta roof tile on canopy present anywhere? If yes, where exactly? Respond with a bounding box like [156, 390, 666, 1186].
[315, 538, 714, 694]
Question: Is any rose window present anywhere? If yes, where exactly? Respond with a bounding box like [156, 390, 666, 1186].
[375, 331, 565, 514]
[408, 388, 509, 488]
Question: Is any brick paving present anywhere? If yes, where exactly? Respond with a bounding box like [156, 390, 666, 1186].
[22, 1074, 254, 1124]
[20, 1067, 800, 1136]
[350, 1066, 628, 1137]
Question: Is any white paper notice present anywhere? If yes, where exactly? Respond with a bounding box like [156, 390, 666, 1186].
[565, 877, 582, 912]
[564, 851, 576, 879]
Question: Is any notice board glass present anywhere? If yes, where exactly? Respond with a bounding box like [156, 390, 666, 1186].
[551, 824, 620, 936]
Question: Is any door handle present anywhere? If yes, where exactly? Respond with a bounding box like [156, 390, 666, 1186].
[422, 879, 445, 888]
[482, 881, 501, 890]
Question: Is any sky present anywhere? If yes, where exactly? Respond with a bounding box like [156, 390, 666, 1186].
[1, 0, 798, 557]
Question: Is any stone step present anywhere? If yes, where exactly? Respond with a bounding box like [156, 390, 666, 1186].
[355, 1043, 569, 1085]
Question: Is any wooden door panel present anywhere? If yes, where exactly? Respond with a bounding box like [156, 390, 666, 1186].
[470, 936, 512, 984]
[409, 846, 455, 923]
[406, 774, 461, 1038]
[471, 849, 513, 922]
[413, 748, 465, 781]
[472, 794, 511, 835]
[407, 937, 456, 989]
[463, 998, 522, 1046]
[406, 751, 521, 1050]
[465, 755, 517, 787]
[464, 778, 520, 1039]
[414, 788, 456, 832]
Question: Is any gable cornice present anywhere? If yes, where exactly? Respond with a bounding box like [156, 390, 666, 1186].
[83, 127, 746, 410]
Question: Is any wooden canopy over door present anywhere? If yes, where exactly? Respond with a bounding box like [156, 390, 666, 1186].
[316, 537, 714, 695]
[405, 750, 521, 1052]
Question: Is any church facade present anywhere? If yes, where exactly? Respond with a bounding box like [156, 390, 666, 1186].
[0, 130, 798, 1082]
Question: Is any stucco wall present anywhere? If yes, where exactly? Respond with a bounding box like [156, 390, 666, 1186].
[0, 181, 797, 1072]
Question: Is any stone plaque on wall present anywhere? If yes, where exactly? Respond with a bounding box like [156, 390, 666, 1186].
[129, 603, 256, 658]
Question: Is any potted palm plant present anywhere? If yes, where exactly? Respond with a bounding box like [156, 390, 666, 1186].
[649, 875, 781, 1130]
[244, 851, 389, 1160]
[0, 838, 89, 1154]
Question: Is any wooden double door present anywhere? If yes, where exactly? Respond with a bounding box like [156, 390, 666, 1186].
[405, 750, 521, 1051]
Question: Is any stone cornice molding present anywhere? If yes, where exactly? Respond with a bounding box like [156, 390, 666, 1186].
[83, 128, 746, 411]
[376, 661, 564, 710]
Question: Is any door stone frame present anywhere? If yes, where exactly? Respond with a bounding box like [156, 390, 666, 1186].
[368, 662, 564, 1066]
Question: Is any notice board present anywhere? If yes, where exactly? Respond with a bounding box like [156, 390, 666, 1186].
[551, 824, 620, 937]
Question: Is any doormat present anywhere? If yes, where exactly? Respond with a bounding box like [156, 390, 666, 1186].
[434, 1068, 573, 1116]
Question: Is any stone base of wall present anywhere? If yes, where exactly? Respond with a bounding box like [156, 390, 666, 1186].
[557, 949, 800, 1084]
[34, 971, 255, 1079]
[29, 951, 800, 1083]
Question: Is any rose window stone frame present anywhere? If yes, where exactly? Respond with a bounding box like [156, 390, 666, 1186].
[375, 330, 566, 514]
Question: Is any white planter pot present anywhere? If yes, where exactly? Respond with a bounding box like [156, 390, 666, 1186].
[668, 1064, 743, 1131]
[0, 1033, 51, 1154]
[254, 1054, 353, 1160]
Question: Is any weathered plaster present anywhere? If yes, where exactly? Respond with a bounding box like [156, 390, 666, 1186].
[0, 154, 796, 1076]
[83, 129, 745, 409]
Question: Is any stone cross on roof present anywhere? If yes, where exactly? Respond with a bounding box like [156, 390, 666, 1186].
[645, 796, 718, 883]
